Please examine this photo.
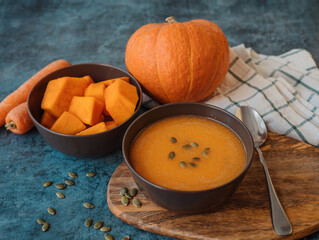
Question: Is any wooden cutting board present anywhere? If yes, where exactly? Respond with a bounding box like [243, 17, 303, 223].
[107, 133, 319, 240]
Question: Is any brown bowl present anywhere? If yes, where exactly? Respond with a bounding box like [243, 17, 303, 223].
[27, 63, 143, 157]
[122, 102, 254, 213]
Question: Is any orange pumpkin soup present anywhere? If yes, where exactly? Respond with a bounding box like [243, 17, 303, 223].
[130, 115, 246, 191]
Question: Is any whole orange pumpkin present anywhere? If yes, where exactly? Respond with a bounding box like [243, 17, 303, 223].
[125, 17, 230, 104]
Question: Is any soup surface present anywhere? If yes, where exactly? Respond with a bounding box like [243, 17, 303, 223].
[130, 115, 246, 191]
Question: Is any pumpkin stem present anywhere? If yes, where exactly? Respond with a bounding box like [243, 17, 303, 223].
[165, 16, 177, 24]
[5, 121, 17, 130]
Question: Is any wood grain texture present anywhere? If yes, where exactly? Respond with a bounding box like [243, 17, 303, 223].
[107, 133, 319, 240]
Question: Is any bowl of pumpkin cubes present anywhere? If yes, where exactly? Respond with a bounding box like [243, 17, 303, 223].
[27, 63, 143, 157]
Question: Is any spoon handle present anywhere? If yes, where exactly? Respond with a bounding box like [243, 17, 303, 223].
[256, 147, 292, 236]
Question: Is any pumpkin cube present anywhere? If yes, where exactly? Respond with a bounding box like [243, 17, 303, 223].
[100, 77, 129, 87]
[50, 111, 86, 135]
[41, 111, 57, 129]
[41, 76, 93, 118]
[105, 121, 117, 130]
[68, 96, 104, 126]
[104, 79, 139, 125]
[84, 82, 105, 103]
[76, 122, 108, 135]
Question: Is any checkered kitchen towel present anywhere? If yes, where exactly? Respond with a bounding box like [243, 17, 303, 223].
[143, 44, 319, 147]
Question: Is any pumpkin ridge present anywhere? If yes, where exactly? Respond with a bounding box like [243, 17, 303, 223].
[155, 24, 173, 103]
[191, 20, 223, 100]
[182, 22, 194, 102]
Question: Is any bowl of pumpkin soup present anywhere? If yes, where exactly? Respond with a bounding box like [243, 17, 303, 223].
[122, 102, 254, 213]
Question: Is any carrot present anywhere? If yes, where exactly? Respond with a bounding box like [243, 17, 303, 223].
[5, 102, 34, 134]
[0, 59, 71, 126]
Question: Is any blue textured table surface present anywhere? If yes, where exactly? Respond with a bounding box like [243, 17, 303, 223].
[0, 0, 318, 239]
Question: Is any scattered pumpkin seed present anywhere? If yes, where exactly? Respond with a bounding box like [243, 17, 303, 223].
[179, 161, 186, 168]
[190, 142, 198, 147]
[47, 207, 56, 215]
[124, 192, 132, 199]
[37, 218, 45, 225]
[86, 172, 96, 177]
[192, 157, 200, 161]
[129, 188, 138, 197]
[122, 236, 130, 240]
[65, 179, 74, 186]
[120, 187, 128, 196]
[201, 151, 207, 157]
[55, 184, 66, 190]
[56, 192, 65, 199]
[43, 181, 53, 187]
[133, 198, 142, 208]
[121, 195, 129, 206]
[85, 218, 92, 227]
[205, 147, 210, 151]
[94, 220, 103, 229]
[104, 234, 114, 240]
[182, 144, 192, 149]
[68, 172, 78, 178]
[42, 222, 50, 232]
[170, 137, 177, 143]
[83, 202, 95, 209]
[189, 162, 197, 167]
[168, 151, 175, 159]
[100, 226, 111, 232]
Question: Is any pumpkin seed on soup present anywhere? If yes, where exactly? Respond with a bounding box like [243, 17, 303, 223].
[168, 151, 175, 159]
[190, 142, 198, 147]
[192, 157, 200, 161]
[182, 144, 192, 149]
[189, 162, 197, 167]
[179, 161, 186, 168]
[205, 147, 210, 151]
[201, 151, 207, 157]
[170, 137, 177, 143]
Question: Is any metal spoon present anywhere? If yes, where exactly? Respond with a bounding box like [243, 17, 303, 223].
[235, 106, 292, 236]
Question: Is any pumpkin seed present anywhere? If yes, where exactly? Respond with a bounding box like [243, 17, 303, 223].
[43, 181, 53, 187]
[56, 192, 65, 199]
[124, 192, 132, 199]
[83, 202, 95, 209]
[129, 188, 138, 197]
[182, 144, 192, 149]
[85, 218, 92, 227]
[37, 218, 45, 225]
[100, 226, 111, 232]
[170, 137, 177, 143]
[47, 207, 56, 215]
[122, 236, 130, 240]
[133, 198, 142, 208]
[205, 147, 210, 151]
[179, 161, 186, 168]
[190, 142, 198, 147]
[104, 234, 114, 240]
[121, 195, 129, 206]
[189, 162, 197, 167]
[86, 172, 96, 177]
[201, 151, 207, 157]
[192, 157, 200, 161]
[168, 151, 175, 159]
[42, 222, 50, 232]
[68, 171, 78, 178]
[94, 220, 103, 229]
[65, 179, 74, 186]
[120, 187, 128, 196]
[55, 184, 66, 190]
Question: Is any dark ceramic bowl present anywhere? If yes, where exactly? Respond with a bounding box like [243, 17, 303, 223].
[122, 102, 254, 213]
[27, 63, 143, 158]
